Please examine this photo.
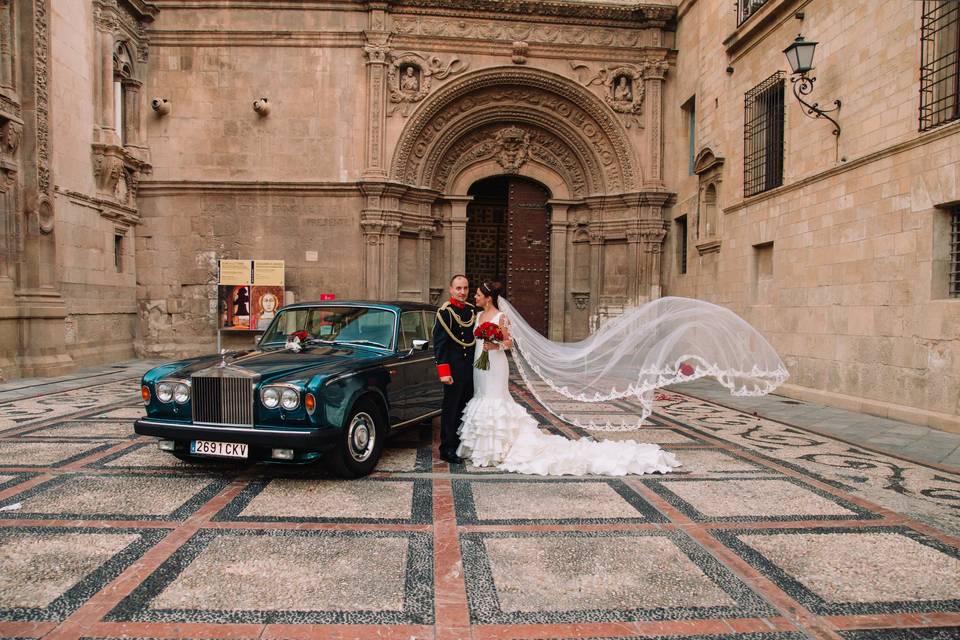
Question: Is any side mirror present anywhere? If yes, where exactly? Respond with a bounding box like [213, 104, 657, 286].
[412, 339, 429, 351]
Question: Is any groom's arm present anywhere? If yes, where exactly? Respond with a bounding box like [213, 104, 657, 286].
[433, 308, 454, 384]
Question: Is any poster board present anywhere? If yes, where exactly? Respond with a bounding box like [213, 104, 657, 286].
[218, 260, 285, 332]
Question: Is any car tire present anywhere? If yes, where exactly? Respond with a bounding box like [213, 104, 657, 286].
[331, 398, 385, 478]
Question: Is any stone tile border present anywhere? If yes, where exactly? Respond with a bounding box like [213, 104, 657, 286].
[714, 526, 960, 617]
[644, 475, 883, 523]
[86, 441, 251, 473]
[213, 477, 433, 524]
[0, 473, 231, 522]
[0, 526, 168, 622]
[459, 529, 777, 624]
[0, 440, 119, 469]
[104, 528, 434, 625]
[0, 472, 38, 494]
[452, 477, 668, 525]
[839, 628, 960, 639]
[15, 420, 139, 440]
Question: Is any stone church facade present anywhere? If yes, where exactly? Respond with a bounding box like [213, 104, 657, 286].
[1, 0, 958, 431]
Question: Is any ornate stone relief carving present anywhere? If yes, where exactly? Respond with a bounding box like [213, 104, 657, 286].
[571, 291, 590, 310]
[393, 70, 636, 192]
[571, 62, 645, 128]
[511, 41, 528, 64]
[391, 15, 662, 49]
[1, 118, 20, 154]
[387, 51, 468, 117]
[493, 126, 530, 173]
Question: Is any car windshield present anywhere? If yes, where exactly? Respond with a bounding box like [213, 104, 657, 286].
[259, 306, 395, 350]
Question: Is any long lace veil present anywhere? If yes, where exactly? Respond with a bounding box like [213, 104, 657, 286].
[498, 296, 789, 431]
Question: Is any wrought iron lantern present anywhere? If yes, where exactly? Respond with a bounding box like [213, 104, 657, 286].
[783, 35, 841, 137]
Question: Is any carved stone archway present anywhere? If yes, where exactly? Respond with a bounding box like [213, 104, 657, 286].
[391, 66, 641, 192]
[362, 67, 669, 339]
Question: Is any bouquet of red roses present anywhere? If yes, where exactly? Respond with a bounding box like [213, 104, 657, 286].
[474, 321, 505, 370]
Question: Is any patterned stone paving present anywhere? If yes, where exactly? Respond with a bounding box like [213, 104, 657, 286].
[0, 373, 956, 640]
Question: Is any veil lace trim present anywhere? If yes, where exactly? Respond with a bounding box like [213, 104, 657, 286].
[498, 297, 789, 431]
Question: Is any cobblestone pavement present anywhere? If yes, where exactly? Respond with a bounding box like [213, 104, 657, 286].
[0, 362, 957, 640]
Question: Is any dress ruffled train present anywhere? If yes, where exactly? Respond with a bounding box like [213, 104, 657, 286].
[457, 396, 680, 476]
[457, 309, 680, 476]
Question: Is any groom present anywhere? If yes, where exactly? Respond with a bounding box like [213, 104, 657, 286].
[433, 274, 476, 464]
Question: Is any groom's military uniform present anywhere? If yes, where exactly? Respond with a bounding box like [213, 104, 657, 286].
[433, 297, 477, 460]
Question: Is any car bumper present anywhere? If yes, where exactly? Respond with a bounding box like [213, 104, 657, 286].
[134, 418, 340, 451]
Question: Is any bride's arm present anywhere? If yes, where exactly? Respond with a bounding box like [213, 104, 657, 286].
[499, 314, 513, 350]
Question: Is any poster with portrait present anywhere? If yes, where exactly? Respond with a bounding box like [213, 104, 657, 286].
[218, 259, 284, 331]
[250, 286, 284, 331]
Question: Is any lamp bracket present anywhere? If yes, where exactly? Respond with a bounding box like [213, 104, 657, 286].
[790, 74, 841, 137]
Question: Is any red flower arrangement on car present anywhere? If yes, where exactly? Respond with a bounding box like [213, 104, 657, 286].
[473, 321, 505, 370]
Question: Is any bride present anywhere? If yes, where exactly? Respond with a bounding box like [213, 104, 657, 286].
[456, 281, 789, 476]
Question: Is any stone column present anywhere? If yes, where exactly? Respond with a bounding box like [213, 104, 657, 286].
[643, 59, 669, 188]
[0, 0, 13, 91]
[588, 226, 604, 320]
[95, 11, 116, 142]
[360, 222, 383, 299]
[547, 200, 572, 341]
[382, 220, 400, 299]
[362, 37, 389, 180]
[641, 220, 668, 301]
[12, 0, 71, 377]
[626, 225, 642, 305]
[418, 225, 433, 303]
[446, 195, 472, 277]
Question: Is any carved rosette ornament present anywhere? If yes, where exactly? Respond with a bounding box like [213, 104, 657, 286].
[571, 62, 644, 128]
[493, 126, 531, 174]
[387, 52, 468, 117]
[1, 119, 21, 154]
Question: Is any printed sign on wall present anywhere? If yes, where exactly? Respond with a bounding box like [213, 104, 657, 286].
[218, 260, 285, 331]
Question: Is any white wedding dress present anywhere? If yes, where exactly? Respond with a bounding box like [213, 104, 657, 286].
[456, 311, 681, 476]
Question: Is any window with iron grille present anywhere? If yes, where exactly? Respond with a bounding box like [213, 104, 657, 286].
[737, 0, 771, 27]
[920, 1, 960, 131]
[951, 209, 960, 298]
[676, 215, 688, 275]
[744, 72, 785, 198]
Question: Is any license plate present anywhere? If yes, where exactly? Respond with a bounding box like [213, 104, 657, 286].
[190, 440, 248, 459]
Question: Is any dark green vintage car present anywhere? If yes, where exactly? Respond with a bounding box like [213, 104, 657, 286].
[135, 301, 442, 477]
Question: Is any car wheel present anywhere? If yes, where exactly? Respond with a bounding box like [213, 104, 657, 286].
[331, 398, 385, 478]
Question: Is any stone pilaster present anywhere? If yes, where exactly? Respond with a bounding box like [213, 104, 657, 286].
[418, 225, 433, 304]
[547, 200, 573, 340]
[362, 32, 390, 180]
[643, 59, 669, 188]
[588, 225, 604, 319]
[446, 195, 472, 277]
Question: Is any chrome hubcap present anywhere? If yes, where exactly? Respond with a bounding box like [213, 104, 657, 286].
[348, 412, 376, 462]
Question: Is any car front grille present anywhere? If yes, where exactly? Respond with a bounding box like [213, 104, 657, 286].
[191, 375, 255, 427]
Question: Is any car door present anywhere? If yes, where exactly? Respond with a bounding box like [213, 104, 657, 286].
[394, 311, 436, 424]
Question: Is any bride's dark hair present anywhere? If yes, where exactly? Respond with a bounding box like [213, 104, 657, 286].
[479, 281, 503, 307]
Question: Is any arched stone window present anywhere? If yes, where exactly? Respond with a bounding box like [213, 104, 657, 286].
[703, 183, 718, 237]
[113, 42, 134, 146]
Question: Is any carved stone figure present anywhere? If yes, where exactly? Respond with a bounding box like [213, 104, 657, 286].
[614, 76, 632, 102]
[400, 65, 420, 92]
[494, 126, 531, 174]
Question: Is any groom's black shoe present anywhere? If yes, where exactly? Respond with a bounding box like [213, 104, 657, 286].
[440, 452, 464, 464]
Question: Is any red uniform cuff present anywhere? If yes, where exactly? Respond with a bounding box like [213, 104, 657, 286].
[437, 363, 451, 378]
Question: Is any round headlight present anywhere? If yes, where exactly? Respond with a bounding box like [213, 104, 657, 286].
[157, 381, 174, 403]
[261, 386, 280, 409]
[174, 382, 190, 404]
[280, 388, 300, 411]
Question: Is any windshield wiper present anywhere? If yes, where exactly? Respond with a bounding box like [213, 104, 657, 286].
[332, 339, 388, 349]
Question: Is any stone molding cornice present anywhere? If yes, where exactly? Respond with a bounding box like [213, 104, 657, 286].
[724, 120, 960, 214]
[388, 0, 676, 29]
[120, 0, 159, 21]
[147, 30, 364, 48]
[55, 186, 140, 226]
[723, 0, 809, 62]
[137, 180, 366, 196]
